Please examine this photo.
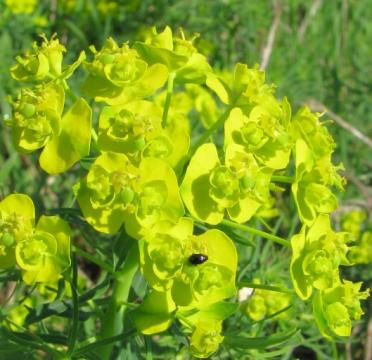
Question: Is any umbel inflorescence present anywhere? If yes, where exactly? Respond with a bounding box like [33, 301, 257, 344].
[1, 27, 369, 358]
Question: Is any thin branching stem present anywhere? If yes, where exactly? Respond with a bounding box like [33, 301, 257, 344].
[271, 175, 294, 184]
[162, 71, 176, 128]
[66, 253, 79, 357]
[73, 329, 137, 357]
[238, 281, 294, 294]
[220, 219, 291, 248]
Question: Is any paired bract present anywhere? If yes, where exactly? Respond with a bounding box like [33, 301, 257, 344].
[0, 194, 70, 284]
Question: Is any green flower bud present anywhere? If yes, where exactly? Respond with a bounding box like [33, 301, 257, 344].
[20, 103, 36, 118]
[100, 53, 115, 65]
[134, 136, 147, 151]
[119, 187, 135, 204]
[1, 233, 15, 247]
[240, 173, 255, 191]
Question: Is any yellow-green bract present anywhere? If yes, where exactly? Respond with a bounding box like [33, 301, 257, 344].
[290, 215, 350, 300]
[181, 143, 273, 224]
[0, 194, 71, 284]
[74, 152, 184, 238]
[312, 280, 369, 338]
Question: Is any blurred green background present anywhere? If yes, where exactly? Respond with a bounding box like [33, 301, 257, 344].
[0, 0, 371, 359]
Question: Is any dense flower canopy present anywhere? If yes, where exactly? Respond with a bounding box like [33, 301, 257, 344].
[2, 27, 369, 359]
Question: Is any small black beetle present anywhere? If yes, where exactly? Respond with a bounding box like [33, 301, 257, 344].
[189, 253, 208, 265]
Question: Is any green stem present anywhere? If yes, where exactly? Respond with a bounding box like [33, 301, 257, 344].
[176, 313, 195, 329]
[238, 281, 294, 294]
[162, 72, 176, 128]
[98, 243, 139, 360]
[195, 219, 255, 247]
[74, 329, 137, 357]
[251, 304, 293, 324]
[189, 105, 233, 158]
[220, 219, 290, 248]
[271, 175, 294, 184]
[2, 324, 63, 359]
[331, 341, 338, 360]
[66, 253, 79, 356]
[91, 128, 98, 143]
[62, 80, 78, 101]
[89, 128, 100, 155]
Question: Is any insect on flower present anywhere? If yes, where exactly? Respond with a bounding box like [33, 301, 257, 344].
[188, 253, 208, 265]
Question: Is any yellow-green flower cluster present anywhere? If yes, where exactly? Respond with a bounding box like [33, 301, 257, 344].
[243, 282, 292, 321]
[291, 108, 344, 226]
[284, 105, 369, 338]
[4, 27, 369, 357]
[0, 194, 71, 284]
[290, 214, 369, 337]
[181, 64, 292, 227]
[341, 210, 372, 264]
[312, 280, 369, 338]
[6, 36, 90, 175]
[5, 0, 36, 14]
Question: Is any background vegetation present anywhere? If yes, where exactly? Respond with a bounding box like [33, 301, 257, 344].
[0, 0, 371, 359]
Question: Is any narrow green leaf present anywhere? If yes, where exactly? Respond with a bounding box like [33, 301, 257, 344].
[223, 329, 299, 350]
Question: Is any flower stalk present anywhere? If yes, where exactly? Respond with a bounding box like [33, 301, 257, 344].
[162, 71, 176, 128]
[98, 242, 139, 359]
[220, 219, 290, 248]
